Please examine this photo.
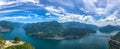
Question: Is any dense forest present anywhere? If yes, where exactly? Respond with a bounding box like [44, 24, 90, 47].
[24, 21, 64, 39]
[24, 21, 96, 39]
[61, 28, 96, 38]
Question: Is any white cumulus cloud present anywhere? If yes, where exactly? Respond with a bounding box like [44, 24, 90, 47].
[97, 14, 120, 26]
[0, 10, 22, 14]
[0, 16, 32, 21]
[0, 0, 40, 7]
[45, 5, 120, 26]
[82, 0, 120, 15]
[45, 6, 96, 25]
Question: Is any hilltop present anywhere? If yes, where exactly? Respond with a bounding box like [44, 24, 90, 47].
[0, 36, 34, 49]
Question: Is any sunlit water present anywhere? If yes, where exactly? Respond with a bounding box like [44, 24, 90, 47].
[0, 27, 109, 49]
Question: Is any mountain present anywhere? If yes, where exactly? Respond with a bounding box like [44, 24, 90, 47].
[62, 22, 98, 30]
[111, 32, 120, 41]
[109, 32, 120, 49]
[24, 21, 64, 39]
[23, 21, 96, 39]
[99, 25, 120, 33]
[12, 22, 25, 28]
[0, 21, 14, 33]
[61, 28, 96, 38]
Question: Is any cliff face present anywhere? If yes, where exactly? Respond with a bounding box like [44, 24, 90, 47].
[109, 32, 120, 49]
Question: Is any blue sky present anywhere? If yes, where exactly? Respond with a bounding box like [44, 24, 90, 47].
[0, 0, 120, 26]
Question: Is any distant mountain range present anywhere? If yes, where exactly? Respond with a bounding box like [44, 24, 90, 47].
[0, 20, 120, 39]
[62, 22, 98, 30]
[0, 21, 25, 33]
[61, 22, 120, 33]
[0, 21, 14, 33]
[99, 25, 120, 33]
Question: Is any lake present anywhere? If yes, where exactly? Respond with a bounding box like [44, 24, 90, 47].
[0, 27, 109, 49]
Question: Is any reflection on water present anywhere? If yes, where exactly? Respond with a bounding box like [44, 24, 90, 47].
[59, 36, 108, 49]
[0, 27, 108, 49]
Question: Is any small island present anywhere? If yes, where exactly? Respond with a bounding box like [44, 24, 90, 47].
[0, 36, 34, 49]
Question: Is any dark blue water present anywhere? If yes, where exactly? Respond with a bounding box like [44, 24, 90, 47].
[0, 27, 109, 49]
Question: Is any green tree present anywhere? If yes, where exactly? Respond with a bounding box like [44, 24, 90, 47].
[0, 36, 5, 49]
[0, 36, 3, 41]
[14, 36, 22, 43]
[0, 36, 5, 45]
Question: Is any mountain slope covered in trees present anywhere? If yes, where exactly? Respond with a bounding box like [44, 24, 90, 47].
[0, 21, 14, 33]
[24, 21, 96, 39]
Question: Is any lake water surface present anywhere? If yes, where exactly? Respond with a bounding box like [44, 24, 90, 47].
[0, 27, 109, 49]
